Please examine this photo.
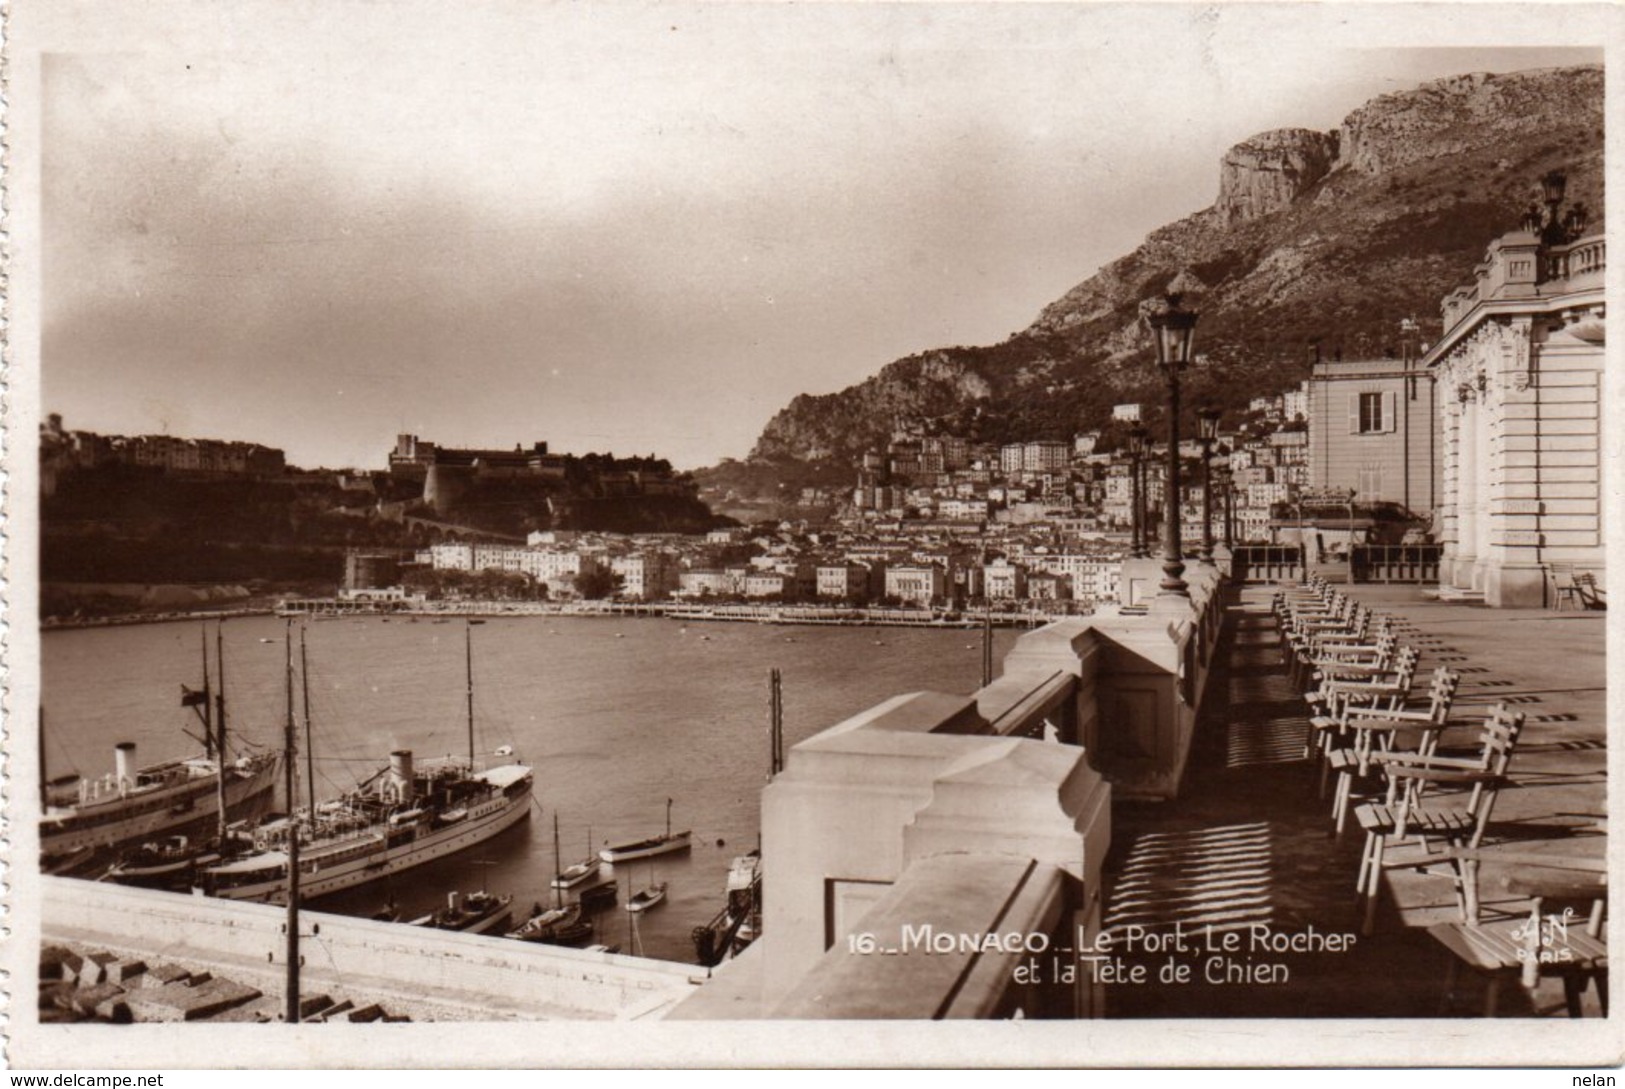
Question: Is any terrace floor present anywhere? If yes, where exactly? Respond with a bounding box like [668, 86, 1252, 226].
[1100, 583, 1607, 1019]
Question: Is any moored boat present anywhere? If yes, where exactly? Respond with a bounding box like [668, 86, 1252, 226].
[195, 622, 533, 903]
[409, 889, 513, 935]
[600, 798, 691, 863]
[577, 881, 618, 911]
[102, 835, 199, 889]
[507, 902, 591, 945]
[626, 880, 667, 914]
[194, 753, 533, 902]
[551, 820, 601, 889]
[41, 626, 281, 868]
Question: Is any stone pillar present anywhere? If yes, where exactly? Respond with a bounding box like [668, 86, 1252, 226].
[1484, 319, 1549, 607]
[1438, 394, 1461, 594]
[1473, 377, 1494, 591]
[1453, 391, 1479, 588]
[1118, 557, 1165, 609]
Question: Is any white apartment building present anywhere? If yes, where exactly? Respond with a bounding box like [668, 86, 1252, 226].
[611, 553, 676, 601]
[885, 565, 945, 606]
[982, 561, 1027, 600]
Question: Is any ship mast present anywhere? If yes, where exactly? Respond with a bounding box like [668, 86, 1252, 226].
[214, 622, 228, 843]
[283, 620, 301, 1022]
[465, 621, 475, 771]
[300, 625, 315, 811]
[553, 812, 563, 910]
[200, 626, 214, 760]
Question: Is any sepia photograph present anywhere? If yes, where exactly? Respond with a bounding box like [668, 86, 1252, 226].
[3, 0, 1620, 1070]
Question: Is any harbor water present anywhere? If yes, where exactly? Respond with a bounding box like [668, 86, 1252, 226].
[42, 614, 1017, 962]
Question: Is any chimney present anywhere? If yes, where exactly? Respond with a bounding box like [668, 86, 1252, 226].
[388, 750, 415, 805]
[114, 742, 136, 795]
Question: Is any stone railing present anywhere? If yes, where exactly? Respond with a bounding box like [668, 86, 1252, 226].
[668, 560, 1228, 1020]
[1441, 231, 1605, 335]
[1551, 235, 1606, 284]
[1350, 543, 1442, 584]
[1228, 545, 1305, 585]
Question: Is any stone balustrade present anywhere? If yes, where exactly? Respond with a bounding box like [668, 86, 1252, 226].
[669, 561, 1227, 1019]
[1441, 231, 1604, 335]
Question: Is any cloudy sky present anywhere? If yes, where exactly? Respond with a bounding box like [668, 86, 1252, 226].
[37, 3, 1601, 469]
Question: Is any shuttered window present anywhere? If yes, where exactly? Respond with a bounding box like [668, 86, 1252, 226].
[1350, 391, 1396, 434]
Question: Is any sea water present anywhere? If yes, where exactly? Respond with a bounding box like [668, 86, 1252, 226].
[42, 614, 1015, 962]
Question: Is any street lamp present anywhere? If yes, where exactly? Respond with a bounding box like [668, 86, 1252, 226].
[1145, 290, 1198, 600]
[1126, 425, 1148, 559]
[1197, 408, 1221, 562]
[1221, 462, 1236, 550]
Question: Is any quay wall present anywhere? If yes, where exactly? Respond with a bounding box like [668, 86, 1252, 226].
[40, 878, 699, 1021]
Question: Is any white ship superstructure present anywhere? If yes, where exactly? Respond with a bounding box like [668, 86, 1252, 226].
[196, 750, 532, 903]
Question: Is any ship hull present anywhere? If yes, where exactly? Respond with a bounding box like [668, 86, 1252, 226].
[41, 758, 280, 862]
[202, 781, 531, 903]
[599, 831, 692, 863]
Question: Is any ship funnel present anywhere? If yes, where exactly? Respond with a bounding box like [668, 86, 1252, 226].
[114, 742, 136, 795]
[447, 890, 459, 913]
[389, 749, 415, 804]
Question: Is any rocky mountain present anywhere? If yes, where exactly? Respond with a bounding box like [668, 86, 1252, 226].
[738, 65, 1603, 485]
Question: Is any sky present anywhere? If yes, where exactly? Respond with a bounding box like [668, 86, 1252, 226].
[36, 2, 1604, 470]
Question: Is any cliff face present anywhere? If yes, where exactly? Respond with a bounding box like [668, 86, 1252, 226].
[736, 65, 1603, 483]
[1217, 129, 1339, 225]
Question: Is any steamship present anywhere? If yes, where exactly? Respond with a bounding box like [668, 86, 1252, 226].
[193, 749, 533, 903]
[41, 741, 280, 871]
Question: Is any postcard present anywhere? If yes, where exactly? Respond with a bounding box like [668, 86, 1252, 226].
[4, 0, 1621, 1070]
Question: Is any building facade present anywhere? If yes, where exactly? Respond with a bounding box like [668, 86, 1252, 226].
[1306, 357, 1437, 515]
[1422, 221, 1606, 607]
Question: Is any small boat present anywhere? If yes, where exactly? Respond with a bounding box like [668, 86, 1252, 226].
[586, 944, 621, 955]
[600, 798, 692, 863]
[103, 835, 198, 889]
[507, 902, 587, 944]
[577, 880, 618, 911]
[409, 889, 513, 935]
[626, 880, 667, 914]
[551, 822, 601, 890]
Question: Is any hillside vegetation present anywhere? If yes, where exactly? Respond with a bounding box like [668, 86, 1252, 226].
[724, 66, 1603, 492]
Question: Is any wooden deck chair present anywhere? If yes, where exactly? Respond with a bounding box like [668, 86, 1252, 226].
[1429, 849, 1606, 1017]
[1353, 704, 1526, 936]
[1325, 667, 1460, 838]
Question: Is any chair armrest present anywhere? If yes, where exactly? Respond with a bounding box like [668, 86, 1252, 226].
[1386, 766, 1504, 786]
[1345, 707, 1431, 723]
[1374, 752, 1484, 770]
[1448, 847, 1606, 875]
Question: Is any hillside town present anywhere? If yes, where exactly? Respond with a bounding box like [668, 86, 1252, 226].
[354, 346, 1438, 616]
[40, 348, 1450, 619]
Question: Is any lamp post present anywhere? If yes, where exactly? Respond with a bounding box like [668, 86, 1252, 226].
[1221, 463, 1236, 550]
[1146, 290, 1198, 600]
[1197, 408, 1221, 563]
[1127, 425, 1147, 559]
